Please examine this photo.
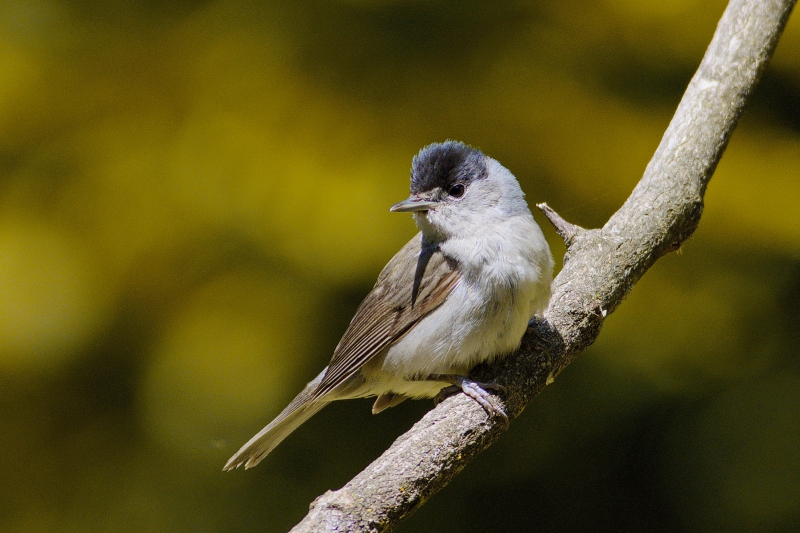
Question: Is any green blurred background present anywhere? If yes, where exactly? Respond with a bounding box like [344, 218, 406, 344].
[1, 0, 799, 531]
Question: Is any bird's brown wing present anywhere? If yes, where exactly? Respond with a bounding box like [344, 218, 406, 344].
[311, 232, 460, 400]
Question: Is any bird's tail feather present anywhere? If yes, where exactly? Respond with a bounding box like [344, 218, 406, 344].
[224, 368, 328, 471]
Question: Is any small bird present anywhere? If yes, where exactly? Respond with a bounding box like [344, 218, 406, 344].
[224, 141, 553, 470]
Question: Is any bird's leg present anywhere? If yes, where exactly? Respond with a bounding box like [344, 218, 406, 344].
[427, 374, 508, 424]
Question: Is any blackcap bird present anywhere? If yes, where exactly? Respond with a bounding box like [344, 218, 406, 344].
[224, 140, 553, 470]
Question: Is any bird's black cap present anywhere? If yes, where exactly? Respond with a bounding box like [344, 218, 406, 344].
[410, 141, 487, 195]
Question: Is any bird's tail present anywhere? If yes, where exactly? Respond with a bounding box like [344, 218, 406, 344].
[224, 368, 328, 470]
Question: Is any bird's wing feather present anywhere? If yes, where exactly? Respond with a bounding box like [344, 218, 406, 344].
[312, 232, 460, 400]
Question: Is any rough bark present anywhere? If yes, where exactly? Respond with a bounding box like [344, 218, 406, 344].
[290, 1, 797, 531]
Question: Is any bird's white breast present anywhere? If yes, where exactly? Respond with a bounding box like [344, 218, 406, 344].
[363, 213, 552, 399]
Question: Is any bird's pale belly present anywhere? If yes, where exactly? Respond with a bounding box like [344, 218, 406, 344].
[360, 280, 535, 399]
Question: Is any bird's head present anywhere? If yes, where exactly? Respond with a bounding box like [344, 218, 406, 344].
[391, 141, 529, 242]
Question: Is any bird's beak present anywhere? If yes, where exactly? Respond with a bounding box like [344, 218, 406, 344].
[390, 196, 438, 213]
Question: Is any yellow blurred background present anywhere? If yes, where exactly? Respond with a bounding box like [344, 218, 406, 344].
[1, 1, 798, 531]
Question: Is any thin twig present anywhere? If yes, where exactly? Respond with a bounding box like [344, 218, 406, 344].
[536, 202, 580, 246]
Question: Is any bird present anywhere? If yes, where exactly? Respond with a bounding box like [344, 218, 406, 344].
[224, 140, 553, 470]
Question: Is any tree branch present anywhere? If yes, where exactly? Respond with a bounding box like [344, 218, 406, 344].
[290, 1, 797, 531]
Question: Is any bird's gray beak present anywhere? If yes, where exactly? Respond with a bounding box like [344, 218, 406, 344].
[390, 196, 438, 213]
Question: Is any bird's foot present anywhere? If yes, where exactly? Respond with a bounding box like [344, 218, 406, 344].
[430, 374, 508, 425]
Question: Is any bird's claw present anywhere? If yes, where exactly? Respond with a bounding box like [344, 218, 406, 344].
[431, 375, 509, 425]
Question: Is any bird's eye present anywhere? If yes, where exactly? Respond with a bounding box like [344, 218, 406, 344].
[448, 184, 465, 198]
